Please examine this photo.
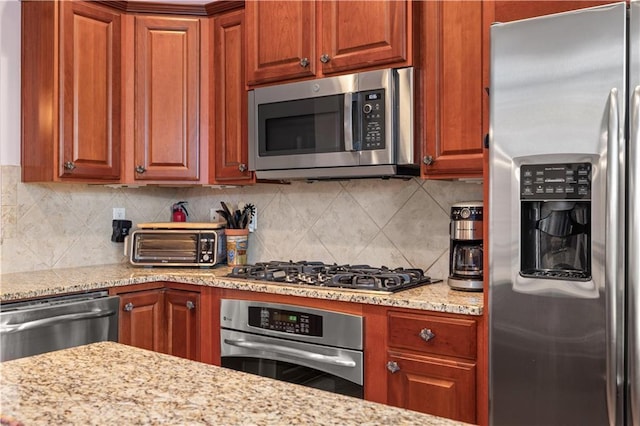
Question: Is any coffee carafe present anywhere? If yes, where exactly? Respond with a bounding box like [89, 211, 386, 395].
[448, 201, 483, 291]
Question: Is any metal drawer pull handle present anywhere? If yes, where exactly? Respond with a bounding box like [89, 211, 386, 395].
[300, 57, 309, 68]
[386, 361, 400, 373]
[186, 301, 195, 310]
[320, 53, 330, 63]
[135, 165, 146, 174]
[124, 302, 134, 312]
[223, 338, 356, 367]
[423, 155, 434, 166]
[238, 163, 247, 172]
[419, 328, 435, 342]
[0, 310, 115, 334]
[64, 161, 76, 170]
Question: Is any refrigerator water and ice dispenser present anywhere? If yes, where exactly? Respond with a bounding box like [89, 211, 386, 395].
[519, 163, 592, 281]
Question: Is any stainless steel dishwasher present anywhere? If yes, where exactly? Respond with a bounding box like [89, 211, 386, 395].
[0, 291, 119, 361]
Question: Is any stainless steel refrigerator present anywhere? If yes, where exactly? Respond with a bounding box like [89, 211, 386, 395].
[489, 2, 639, 425]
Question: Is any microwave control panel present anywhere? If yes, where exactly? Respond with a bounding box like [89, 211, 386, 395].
[520, 163, 592, 200]
[248, 306, 323, 337]
[360, 90, 385, 150]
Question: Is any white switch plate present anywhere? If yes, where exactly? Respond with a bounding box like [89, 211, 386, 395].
[113, 208, 126, 220]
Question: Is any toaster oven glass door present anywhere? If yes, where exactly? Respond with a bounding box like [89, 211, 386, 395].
[133, 233, 199, 263]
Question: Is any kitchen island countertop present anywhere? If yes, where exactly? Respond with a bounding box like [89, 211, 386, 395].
[0, 342, 470, 425]
[0, 264, 483, 315]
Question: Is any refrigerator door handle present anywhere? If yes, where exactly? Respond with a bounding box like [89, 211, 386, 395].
[629, 84, 640, 426]
[605, 88, 622, 426]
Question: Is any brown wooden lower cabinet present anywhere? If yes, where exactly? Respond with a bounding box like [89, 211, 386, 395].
[110, 283, 204, 362]
[118, 288, 165, 353]
[165, 289, 200, 360]
[386, 350, 476, 423]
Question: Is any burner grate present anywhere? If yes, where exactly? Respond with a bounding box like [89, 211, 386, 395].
[227, 261, 441, 292]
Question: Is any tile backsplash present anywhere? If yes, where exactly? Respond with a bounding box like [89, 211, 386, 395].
[0, 165, 483, 277]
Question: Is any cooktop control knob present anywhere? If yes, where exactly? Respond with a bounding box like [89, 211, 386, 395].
[363, 104, 373, 114]
[460, 207, 471, 219]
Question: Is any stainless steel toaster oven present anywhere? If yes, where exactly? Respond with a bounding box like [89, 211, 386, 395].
[126, 228, 226, 267]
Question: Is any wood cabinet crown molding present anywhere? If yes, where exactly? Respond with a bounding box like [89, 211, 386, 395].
[95, 0, 244, 16]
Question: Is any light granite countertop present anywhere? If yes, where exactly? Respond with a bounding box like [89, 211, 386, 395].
[0, 264, 483, 315]
[0, 342, 470, 426]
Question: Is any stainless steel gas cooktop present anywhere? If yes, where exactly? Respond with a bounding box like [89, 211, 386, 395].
[226, 261, 442, 293]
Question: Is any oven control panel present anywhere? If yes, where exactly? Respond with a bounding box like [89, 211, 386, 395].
[520, 162, 592, 200]
[248, 306, 322, 337]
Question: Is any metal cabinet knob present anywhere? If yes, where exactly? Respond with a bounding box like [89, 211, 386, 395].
[238, 163, 247, 172]
[135, 165, 146, 174]
[186, 300, 195, 310]
[300, 57, 310, 68]
[423, 155, 434, 166]
[419, 328, 436, 342]
[64, 161, 76, 170]
[386, 361, 400, 373]
[124, 302, 134, 312]
[320, 53, 331, 63]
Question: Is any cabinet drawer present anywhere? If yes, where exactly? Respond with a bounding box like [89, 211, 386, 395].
[388, 312, 476, 359]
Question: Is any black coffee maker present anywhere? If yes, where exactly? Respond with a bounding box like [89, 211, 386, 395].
[448, 201, 483, 291]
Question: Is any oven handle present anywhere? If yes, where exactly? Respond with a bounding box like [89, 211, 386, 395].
[223, 338, 357, 367]
[0, 309, 116, 334]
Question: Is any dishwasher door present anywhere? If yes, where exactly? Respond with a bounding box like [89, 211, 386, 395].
[0, 291, 119, 361]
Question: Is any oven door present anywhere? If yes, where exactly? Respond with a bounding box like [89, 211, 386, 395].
[220, 329, 364, 398]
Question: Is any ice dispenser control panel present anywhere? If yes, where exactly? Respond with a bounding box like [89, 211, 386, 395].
[521, 163, 591, 200]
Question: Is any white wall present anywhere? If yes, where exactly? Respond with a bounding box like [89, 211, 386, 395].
[0, 0, 21, 166]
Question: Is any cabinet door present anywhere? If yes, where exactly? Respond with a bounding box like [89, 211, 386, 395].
[211, 9, 253, 184]
[22, 1, 121, 183]
[387, 351, 476, 424]
[246, 1, 316, 85]
[118, 289, 164, 352]
[165, 289, 200, 361]
[60, 2, 121, 180]
[420, 1, 485, 179]
[320, 1, 409, 75]
[134, 16, 200, 181]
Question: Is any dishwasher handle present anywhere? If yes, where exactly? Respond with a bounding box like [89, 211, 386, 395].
[0, 309, 116, 334]
[223, 338, 357, 367]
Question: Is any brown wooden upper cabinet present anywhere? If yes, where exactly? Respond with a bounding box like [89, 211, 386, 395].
[129, 16, 202, 182]
[246, 1, 411, 86]
[416, 1, 488, 180]
[210, 8, 254, 184]
[21, 1, 122, 182]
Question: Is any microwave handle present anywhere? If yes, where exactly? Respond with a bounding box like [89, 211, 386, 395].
[344, 92, 355, 152]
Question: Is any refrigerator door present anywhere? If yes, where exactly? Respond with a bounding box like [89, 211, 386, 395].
[628, 2, 639, 425]
[489, 3, 626, 426]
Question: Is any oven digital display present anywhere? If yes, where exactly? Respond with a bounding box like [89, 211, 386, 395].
[248, 306, 322, 337]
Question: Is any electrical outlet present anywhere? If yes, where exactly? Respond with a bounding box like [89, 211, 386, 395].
[210, 208, 218, 222]
[113, 208, 126, 220]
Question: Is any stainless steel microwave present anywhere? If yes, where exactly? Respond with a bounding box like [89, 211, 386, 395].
[126, 229, 226, 267]
[248, 67, 417, 180]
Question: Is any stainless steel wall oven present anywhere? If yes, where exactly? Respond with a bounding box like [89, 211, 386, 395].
[220, 299, 364, 398]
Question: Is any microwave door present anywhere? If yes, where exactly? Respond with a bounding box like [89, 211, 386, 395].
[254, 93, 359, 172]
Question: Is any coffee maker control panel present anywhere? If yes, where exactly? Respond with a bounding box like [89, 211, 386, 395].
[451, 205, 483, 221]
[521, 163, 591, 200]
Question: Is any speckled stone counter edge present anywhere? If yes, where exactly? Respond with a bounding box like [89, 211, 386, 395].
[0, 264, 483, 315]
